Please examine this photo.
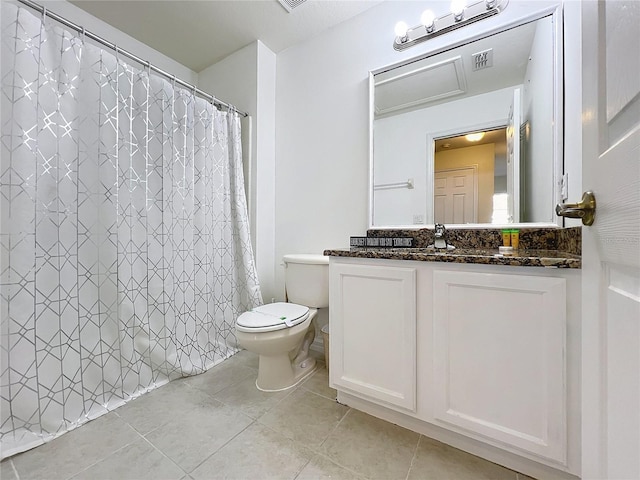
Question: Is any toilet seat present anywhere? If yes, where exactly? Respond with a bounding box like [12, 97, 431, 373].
[236, 302, 310, 333]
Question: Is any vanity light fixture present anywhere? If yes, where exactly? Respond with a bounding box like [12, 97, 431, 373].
[393, 0, 508, 51]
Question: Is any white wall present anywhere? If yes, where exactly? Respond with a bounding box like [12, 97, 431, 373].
[198, 41, 278, 303]
[522, 15, 555, 222]
[199, 42, 259, 196]
[373, 87, 514, 226]
[38, 0, 196, 83]
[275, 0, 564, 300]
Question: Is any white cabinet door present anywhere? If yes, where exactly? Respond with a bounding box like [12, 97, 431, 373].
[432, 270, 566, 464]
[330, 262, 416, 412]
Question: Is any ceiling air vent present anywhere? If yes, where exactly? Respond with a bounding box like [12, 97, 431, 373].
[277, 0, 308, 13]
[472, 49, 493, 71]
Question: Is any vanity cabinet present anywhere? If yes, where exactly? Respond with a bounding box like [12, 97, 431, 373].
[329, 263, 417, 411]
[329, 257, 581, 477]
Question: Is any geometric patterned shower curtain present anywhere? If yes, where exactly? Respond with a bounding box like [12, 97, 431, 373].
[0, 2, 262, 458]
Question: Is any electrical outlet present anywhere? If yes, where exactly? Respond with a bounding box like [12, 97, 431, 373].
[413, 214, 425, 224]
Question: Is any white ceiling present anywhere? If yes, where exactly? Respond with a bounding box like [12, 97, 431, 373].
[69, 0, 383, 72]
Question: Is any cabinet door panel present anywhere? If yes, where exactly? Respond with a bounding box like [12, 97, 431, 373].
[330, 263, 416, 412]
[433, 271, 566, 464]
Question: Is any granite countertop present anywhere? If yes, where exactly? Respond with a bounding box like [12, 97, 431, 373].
[322, 247, 581, 269]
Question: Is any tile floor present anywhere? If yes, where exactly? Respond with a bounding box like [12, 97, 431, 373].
[1, 350, 534, 480]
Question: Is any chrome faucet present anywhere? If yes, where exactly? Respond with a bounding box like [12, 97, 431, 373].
[433, 223, 448, 249]
[430, 223, 455, 250]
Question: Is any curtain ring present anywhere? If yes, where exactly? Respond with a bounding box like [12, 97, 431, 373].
[41, 6, 47, 23]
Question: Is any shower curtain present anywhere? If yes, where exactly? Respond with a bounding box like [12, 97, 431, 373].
[0, 3, 262, 458]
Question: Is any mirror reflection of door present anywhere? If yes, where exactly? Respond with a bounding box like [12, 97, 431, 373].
[434, 128, 507, 224]
[434, 167, 477, 224]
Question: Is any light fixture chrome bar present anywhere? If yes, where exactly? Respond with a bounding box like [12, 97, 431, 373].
[394, 0, 508, 51]
[16, 0, 249, 117]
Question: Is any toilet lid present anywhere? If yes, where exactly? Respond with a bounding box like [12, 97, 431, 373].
[236, 302, 310, 333]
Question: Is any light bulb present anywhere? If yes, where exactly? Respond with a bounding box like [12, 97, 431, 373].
[421, 10, 436, 30]
[394, 21, 409, 38]
[450, 0, 466, 19]
[465, 132, 485, 142]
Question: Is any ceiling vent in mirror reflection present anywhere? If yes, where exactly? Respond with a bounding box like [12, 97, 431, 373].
[277, 0, 307, 13]
[472, 49, 494, 71]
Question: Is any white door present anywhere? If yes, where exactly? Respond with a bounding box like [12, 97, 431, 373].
[506, 88, 521, 223]
[580, 1, 640, 478]
[434, 167, 477, 224]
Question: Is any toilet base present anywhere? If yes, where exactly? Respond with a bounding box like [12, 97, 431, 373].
[255, 355, 317, 392]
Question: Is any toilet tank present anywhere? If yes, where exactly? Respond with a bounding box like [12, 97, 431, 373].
[283, 254, 329, 308]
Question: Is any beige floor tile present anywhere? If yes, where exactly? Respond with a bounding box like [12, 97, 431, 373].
[407, 436, 517, 480]
[115, 380, 219, 434]
[295, 454, 365, 480]
[213, 376, 291, 418]
[10, 413, 140, 480]
[230, 349, 260, 369]
[516, 473, 538, 480]
[258, 389, 349, 449]
[145, 400, 253, 472]
[320, 409, 420, 480]
[190, 423, 313, 480]
[0, 460, 18, 480]
[71, 438, 184, 480]
[181, 357, 258, 397]
[300, 366, 337, 401]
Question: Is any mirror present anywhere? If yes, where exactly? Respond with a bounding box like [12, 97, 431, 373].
[370, 13, 561, 228]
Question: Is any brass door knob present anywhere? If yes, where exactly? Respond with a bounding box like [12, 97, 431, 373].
[556, 191, 596, 226]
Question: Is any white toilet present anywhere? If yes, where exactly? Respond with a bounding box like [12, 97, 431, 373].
[235, 254, 329, 392]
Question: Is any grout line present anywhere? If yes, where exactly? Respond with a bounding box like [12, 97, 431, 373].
[255, 423, 364, 480]
[63, 433, 145, 480]
[256, 422, 316, 480]
[291, 456, 312, 480]
[301, 387, 338, 403]
[139, 432, 189, 477]
[9, 459, 20, 480]
[405, 434, 422, 480]
[316, 406, 352, 452]
[312, 452, 370, 480]
[185, 417, 255, 475]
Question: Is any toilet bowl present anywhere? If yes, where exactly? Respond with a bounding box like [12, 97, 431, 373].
[236, 302, 318, 391]
[235, 254, 329, 392]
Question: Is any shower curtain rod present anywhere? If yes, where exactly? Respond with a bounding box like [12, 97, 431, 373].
[16, 0, 249, 118]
